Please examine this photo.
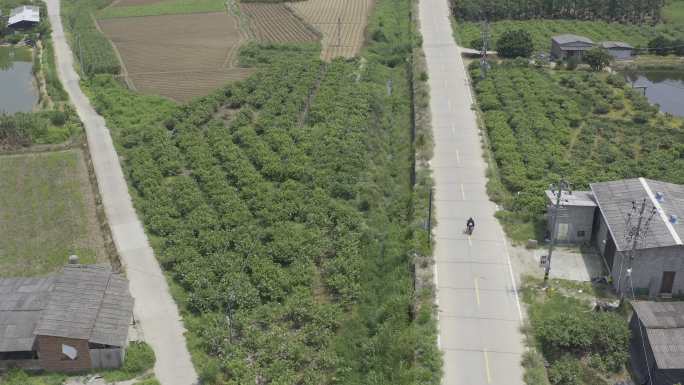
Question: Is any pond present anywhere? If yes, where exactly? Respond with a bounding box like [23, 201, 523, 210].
[623, 71, 684, 117]
[0, 46, 38, 114]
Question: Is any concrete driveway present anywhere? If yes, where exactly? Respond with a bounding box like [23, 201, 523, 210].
[416, 0, 526, 384]
[45, 1, 198, 384]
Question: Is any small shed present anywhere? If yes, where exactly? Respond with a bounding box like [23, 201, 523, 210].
[551, 34, 594, 60]
[630, 301, 684, 385]
[545, 190, 597, 244]
[0, 264, 134, 372]
[600, 41, 634, 60]
[8, 5, 40, 29]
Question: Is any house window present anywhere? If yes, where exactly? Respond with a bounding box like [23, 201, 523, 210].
[61, 344, 78, 361]
[577, 230, 586, 238]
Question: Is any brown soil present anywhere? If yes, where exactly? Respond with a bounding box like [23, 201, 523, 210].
[98, 12, 253, 102]
[286, 0, 374, 61]
[240, 3, 320, 44]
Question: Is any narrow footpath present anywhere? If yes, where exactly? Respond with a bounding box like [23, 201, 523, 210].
[45, 1, 198, 384]
[417, 0, 526, 384]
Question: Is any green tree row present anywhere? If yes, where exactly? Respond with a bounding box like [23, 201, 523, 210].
[451, 0, 665, 23]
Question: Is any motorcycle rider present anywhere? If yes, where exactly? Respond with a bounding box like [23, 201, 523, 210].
[466, 217, 475, 234]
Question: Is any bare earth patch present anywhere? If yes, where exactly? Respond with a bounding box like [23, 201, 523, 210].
[240, 2, 320, 44]
[0, 150, 107, 277]
[286, 0, 374, 61]
[98, 12, 253, 102]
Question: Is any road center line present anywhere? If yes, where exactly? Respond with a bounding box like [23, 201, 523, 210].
[455, 148, 460, 163]
[474, 277, 480, 306]
[461, 183, 466, 200]
[484, 349, 492, 383]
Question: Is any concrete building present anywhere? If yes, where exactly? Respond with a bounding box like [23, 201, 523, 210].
[8, 5, 40, 29]
[630, 301, 684, 385]
[546, 178, 684, 297]
[599, 41, 634, 60]
[545, 190, 597, 244]
[551, 34, 594, 60]
[0, 264, 134, 372]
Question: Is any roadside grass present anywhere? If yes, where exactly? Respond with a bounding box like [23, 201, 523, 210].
[97, 0, 225, 19]
[454, 19, 665, 51]
[0, 150, 107, 277]
[0, 369, 66, 385]
[101, 341, 156, 382]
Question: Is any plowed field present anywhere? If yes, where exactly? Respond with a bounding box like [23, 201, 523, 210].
[286, 0, 374, 60]
[99, 12, 252, 102]
[240, 3, 320, 43]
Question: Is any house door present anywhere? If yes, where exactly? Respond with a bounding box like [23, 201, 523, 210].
[660, 271, 676, 294]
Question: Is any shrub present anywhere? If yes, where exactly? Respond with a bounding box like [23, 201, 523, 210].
[49, 110, 67, 126]
[548, 356, 583, 385]
[583, 48, 612, 71]
[593, 101, 610, 114]
[565, 56, 580, 70]
[496, 29, 534, 58]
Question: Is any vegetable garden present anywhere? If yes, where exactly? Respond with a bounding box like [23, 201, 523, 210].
[470, 62, 684, 237]
[81, 0, 440, 381]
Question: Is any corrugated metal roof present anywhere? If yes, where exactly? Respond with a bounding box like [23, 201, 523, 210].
[8, 5, 40, 26]
[634, 301, 684, 369]
[552, 34, 594, 45]
[590, 178, 684, 251]
[600, 41, 633, 49]
[0, 265, 133, 352]
[0, 276, 54, 352]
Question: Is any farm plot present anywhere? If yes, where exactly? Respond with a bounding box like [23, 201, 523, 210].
[240, 3, 320, 44]
[0, 150, 108, 277]
[99, 12, 252, 102]
[286, 0, 374, 60]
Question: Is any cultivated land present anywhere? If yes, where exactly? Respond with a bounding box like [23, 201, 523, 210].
[98, 12, 253, 102]
[240, 2, 320, 44]
[0, 150, 107, 277]
[287, 0, 374, 61]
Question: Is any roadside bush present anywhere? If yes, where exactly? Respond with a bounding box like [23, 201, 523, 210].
[548, 356, 583, 385]
[496, 30, 534, 58]
[49, 110, 67, 126]
[102, 341, 155, 382]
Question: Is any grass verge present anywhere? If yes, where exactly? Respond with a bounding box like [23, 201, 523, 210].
[0, 150, 107, 277]
[101, 341, 156, 382]
[97, 0, 225, 19]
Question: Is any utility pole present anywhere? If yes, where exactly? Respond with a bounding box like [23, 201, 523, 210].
[618, 199, 657, 297]
[479, 20, 490, 78]
[543, 179, 571, 287]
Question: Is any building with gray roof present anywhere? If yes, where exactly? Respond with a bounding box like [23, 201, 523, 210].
[630, 301, 684, 385]
[0, 264, 133, 372]
[551, 34, 595, 60]
[599, 41, 634, 60]
[8, 5, 40, 29]
[546, 178, 684, 296]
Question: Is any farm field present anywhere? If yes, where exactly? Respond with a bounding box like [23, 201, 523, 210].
[98, 0, 225, 19]
[98, 12, 252, 102]
[455, 19, 662, 51]
[469, 62, 684, 236]
[240, 2, 320, 44]
[287, 0, 374, 60]
[0, 150, 108, 277]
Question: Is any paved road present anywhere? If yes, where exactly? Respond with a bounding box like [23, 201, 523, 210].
[46, 2, 198, 384]
[416, 1, 526, 384]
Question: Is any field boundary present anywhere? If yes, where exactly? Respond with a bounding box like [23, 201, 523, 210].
[93, 16, 137, 90]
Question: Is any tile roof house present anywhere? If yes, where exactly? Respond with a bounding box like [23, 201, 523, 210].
[0, 264, 133, 372]
[546, 178, 684, 296]
[8, 5, 40, 29]
[551, 34, 595, 60]
[630, 301, 684, 385]
[599, 41, 634, 60]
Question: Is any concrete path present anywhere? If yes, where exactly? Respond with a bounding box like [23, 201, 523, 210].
[46, 1, 198, 384]
[416, 1, 526, 384]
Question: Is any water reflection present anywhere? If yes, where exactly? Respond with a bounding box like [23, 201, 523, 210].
[623, 70, 684, 117]
[0, 46, 38, 114]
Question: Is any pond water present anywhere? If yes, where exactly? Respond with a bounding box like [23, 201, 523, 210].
[0, 46, 38, 114]
[623, 71, 684, 117]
